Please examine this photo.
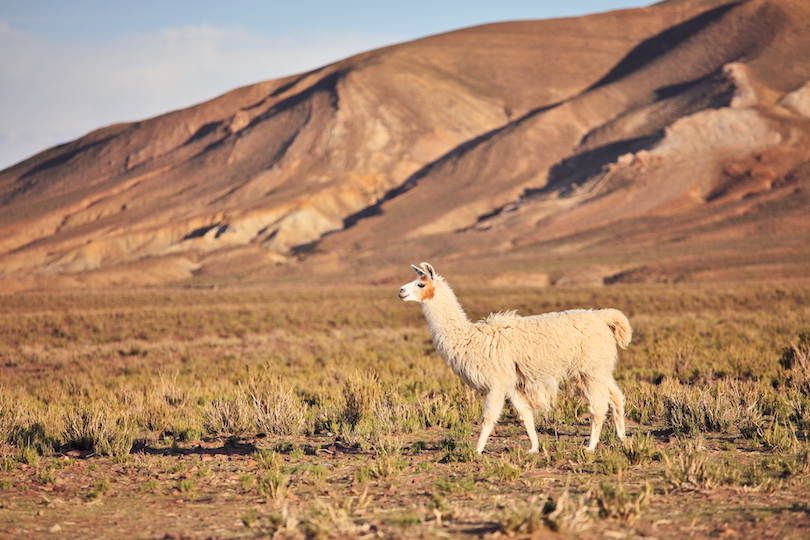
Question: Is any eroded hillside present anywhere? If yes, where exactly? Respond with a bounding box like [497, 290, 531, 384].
[1, 0, 809, 291]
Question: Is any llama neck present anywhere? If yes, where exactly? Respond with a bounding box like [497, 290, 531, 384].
[421, 278, 481, 389]
[421, 278, 471, 338]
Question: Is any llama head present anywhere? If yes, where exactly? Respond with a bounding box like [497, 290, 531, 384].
[398, 262, 436, 302]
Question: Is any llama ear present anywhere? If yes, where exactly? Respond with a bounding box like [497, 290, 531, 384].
[419, 262, 436, 281]
[411, 264, 425, 277]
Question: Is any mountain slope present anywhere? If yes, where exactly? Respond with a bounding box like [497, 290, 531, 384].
[2, 0, 809, 291]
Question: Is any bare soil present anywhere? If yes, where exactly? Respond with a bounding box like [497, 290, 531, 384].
[2, 426, 808, 540]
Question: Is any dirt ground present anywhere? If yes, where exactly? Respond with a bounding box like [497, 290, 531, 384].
[2, 425, 808, 540]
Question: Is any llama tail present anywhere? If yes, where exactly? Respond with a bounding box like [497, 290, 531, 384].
[598, 309, 632, 349]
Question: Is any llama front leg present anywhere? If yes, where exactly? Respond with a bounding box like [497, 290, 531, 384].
[475, 389, 506, 454]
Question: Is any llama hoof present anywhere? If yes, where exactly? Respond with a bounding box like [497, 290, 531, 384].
[527, 448, 539, 454]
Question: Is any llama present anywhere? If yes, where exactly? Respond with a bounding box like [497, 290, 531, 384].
[398, 262, 631, 453]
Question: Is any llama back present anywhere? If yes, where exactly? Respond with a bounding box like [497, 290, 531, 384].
[508, 309, 629, 409]
[483, 310, 520, 324]
[487, 308, 631, 350]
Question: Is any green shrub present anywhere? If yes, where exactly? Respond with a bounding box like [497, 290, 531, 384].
[62, 404, 135, 457]
[250, 377, 309, 436]
[203, 392, 254, 437]
[595, 480, 651, 524]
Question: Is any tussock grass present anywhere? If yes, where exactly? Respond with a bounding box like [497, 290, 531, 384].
[595, 479, 652, 524]
[257, 469, 289, 500]
[663, 438, 724, 491]
[622, 430, 655, 465]
[62, 403, 136, 456]
[203, 390, 255, 438]
[497, 488, 597, 535]
[250, 376, 310, 436]
[497, 495, 558, 536]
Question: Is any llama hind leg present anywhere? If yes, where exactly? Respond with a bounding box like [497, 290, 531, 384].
[475, 389, 507, 454]
[608, 379, 626, 442]
[581, 377, 610, 452]
[510, 391, 539, 453]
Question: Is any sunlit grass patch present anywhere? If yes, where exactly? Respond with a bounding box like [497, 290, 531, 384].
[594, 479, 652, 524]
[663, 438, 725, 492]
[497, 490, 595, 536]
[488, 456, 522, 482]
[249, 376, 309, 436]
[62, 403, 136, 457]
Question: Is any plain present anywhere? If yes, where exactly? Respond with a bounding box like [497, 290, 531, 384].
[0, 282, 809, 539]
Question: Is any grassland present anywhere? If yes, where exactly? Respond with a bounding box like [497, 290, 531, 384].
[1, 283, 809, 539]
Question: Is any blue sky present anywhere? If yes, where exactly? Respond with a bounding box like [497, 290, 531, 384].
[0, 1, 654, 171]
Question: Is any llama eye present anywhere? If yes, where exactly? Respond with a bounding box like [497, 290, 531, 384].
[417, 283, 426, 288]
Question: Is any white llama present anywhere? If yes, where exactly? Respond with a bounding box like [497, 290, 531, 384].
[399, 262, 631, 454]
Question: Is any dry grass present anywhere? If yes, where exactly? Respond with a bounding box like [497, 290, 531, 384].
[1, 283, 809, 538]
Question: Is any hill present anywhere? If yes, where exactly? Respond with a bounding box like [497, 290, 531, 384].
[1, 0, 809, 291]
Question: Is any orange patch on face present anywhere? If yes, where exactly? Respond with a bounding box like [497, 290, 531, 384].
[419, 275, 435, 300]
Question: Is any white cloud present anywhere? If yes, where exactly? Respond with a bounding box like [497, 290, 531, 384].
[0, 19, 402, 170]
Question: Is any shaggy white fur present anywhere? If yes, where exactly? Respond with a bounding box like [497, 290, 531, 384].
[399, 262, 632, 454]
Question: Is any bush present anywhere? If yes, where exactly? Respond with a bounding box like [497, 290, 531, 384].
[203, 392, 254, 437]
[62, 404, 135, 457]
[780, 332, 810, 393]
[250, 377, 309, 436]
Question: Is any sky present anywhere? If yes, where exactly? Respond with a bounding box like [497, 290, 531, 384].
[0, 1, 654, 171]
